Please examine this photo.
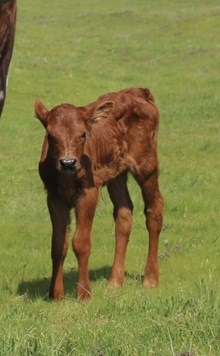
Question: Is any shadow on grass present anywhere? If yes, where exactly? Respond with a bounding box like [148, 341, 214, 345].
[17, 265, 111, 300]
[17, 266, 143, 301]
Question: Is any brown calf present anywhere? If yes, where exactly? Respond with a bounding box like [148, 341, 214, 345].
[35, 87, 164, 301]
[0, 0, 16, 117]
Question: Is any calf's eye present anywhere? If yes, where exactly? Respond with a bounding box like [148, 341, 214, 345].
[76, 132, 87, 143]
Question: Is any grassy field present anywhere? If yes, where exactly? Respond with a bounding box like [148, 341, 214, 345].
[0, 0, 220, 354]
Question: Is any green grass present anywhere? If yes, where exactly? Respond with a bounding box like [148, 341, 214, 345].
[0, 0, 220, 354]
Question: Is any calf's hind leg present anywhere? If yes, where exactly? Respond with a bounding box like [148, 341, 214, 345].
[107, 172, 133, 287]
[136, 170, 163, 287]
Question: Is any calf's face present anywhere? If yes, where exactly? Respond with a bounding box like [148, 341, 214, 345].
[35, 100, 87, 174]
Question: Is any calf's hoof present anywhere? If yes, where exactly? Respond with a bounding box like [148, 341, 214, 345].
[77, 284, 91, 302]
[143, 275, 159, 288]
[107, 279, 123, 288]
[49, 292, 64, 301]
[107, 269, 124, 288]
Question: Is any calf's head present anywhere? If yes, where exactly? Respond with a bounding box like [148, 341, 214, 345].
[35, 100, 87, 174]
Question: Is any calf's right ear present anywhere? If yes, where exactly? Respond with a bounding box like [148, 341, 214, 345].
[35, 99, 49, 127]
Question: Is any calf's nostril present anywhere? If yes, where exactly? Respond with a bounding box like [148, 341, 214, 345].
[59, 158, 77, 170]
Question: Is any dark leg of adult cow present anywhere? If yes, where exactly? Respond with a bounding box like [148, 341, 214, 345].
[0, 0, 17, 116]
[136, 169, 163, 287]
[72, 187, 99, 300]
[47, 194, 70, 300]
[107, 171, 133, 287]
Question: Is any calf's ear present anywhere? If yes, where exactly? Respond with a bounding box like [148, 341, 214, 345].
[35, 99, 49, 127]
[89, 101, 114, 124]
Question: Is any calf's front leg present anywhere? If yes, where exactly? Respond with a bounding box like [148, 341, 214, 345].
[47, 194, 70, 300]
[72, 188, 98, 301]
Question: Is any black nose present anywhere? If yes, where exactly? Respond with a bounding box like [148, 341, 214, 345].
[59, 158, 77, 171]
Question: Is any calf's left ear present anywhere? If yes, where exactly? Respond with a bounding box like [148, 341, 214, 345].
[35, 99, 49, 127]
[89, 101, 114, 124]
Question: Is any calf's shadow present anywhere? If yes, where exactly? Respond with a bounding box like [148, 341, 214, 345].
[17, 266, 143, 300]
[17, 266, 111, 300]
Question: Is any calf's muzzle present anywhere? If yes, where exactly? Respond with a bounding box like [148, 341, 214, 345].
[59, 158, 77, 172]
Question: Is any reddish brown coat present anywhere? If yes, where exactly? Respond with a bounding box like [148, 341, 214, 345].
[35, 87, 164, 301]
[0, 0, 16, 116]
